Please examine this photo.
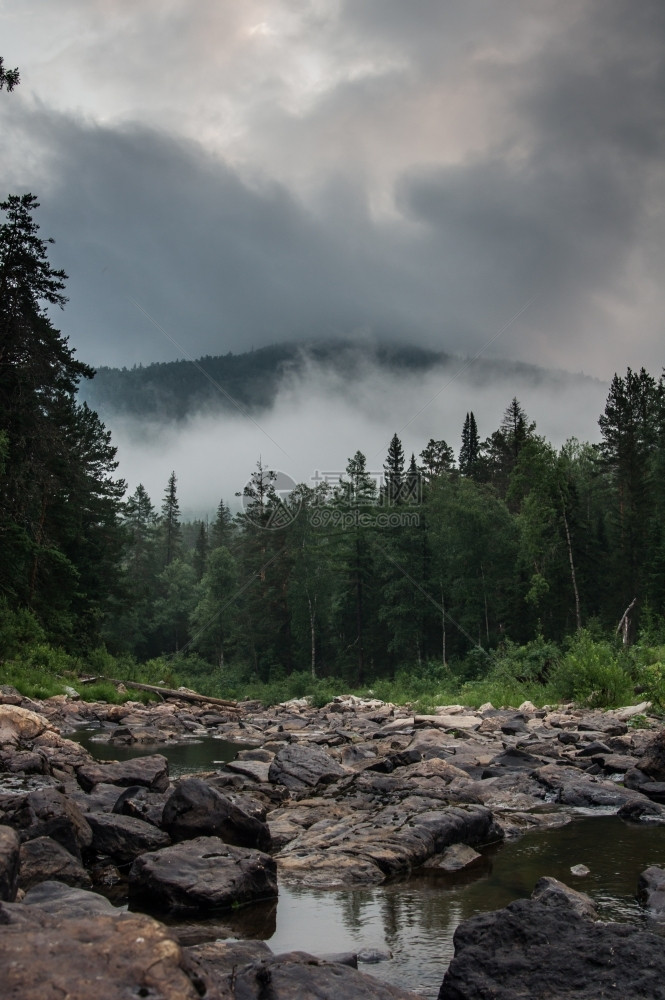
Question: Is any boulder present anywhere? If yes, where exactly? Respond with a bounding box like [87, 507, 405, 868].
[76, 753, 170, 792]
[637, 730, 665, 781]
[86, 811, 171, 863]
[22, 879, 118, 917]
[183, 946, 417, 1000]
[162, 777, 272, 850]
[0, 787, 93, 859]
[638, 865, 665, 920]
[0, 907, 199, 999]
[19, 836, 92, 890]
[439, 887, 665, 999]
[268, 744, 346, 792]
[0, 705, 52, 745]
[128, 836, 278, 914]
[0, 824, 20, 900]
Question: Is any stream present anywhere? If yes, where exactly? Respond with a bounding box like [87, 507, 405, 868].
[71, 729, 665, 998]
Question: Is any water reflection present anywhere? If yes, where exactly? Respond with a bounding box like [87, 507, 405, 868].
[264, 816, 665, 998]
[71, 728, 241, 777]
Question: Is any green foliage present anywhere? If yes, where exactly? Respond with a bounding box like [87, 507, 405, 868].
[547, 631, 634, 707]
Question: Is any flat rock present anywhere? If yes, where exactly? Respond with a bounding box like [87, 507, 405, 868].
[0, 907, 198, 999]
[268, 744, 346, 792]
[422, 843, 482, 871]
[128, 836, 278, 914]
[76, 753, 170, 792]
[414, 715, 479, 731]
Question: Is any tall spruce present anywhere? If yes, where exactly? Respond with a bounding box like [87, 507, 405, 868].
[383, 432, 405, 504]
[160, 471, 181, 567]
[0, 194, 124, 645]
[459, 412, 480, 476]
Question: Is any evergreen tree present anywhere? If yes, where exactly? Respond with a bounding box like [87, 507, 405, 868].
[0, 194, 124, 646]
[0, 57, 19, 91]
[383, 433, 405, 505]
[193, 521, 208, 582]
[160, 471, 181, 567]
[420, 439, 455, 481]
[598, 368, 658, 621]
[459, 413, 480, 476]
[211, 499, 235, 550]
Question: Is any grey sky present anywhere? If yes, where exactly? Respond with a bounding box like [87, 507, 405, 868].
[1, 0, 664, 378]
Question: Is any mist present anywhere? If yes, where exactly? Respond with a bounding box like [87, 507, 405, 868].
[108, 358, 609, 518]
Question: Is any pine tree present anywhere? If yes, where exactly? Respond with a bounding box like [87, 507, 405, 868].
[160, 471, 181, 567]
[383, 433, 405, 505]
[0, 194, 124, 646]
[211, 499, 235, 550]
[193, 521, 208, 581]
[420, 439, 455, 481]
[459, 413, 480, 476]
[0, 57, 19, 91]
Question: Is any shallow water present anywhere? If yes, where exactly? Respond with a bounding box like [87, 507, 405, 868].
[71, 727, 241, 777]
[73, 733, 665, 998]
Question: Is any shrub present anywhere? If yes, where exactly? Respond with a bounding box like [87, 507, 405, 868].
[547, 630, 634, 708]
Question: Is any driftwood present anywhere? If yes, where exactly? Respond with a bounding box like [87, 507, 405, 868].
[81, 676, 239, 710]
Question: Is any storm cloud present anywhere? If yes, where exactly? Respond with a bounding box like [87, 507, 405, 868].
[1, 0, 664, 377]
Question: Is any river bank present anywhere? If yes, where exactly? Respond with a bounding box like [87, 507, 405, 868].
[1, 686, 665, 997]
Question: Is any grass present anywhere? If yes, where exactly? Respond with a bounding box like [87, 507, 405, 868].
[3, 631, 665, 714]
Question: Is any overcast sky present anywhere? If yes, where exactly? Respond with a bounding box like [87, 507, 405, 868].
[2, 0, 664, 379]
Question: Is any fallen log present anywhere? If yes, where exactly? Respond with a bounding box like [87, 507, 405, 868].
[80, 676, 239, 710]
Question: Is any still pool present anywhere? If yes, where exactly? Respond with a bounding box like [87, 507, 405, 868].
[70, 732, 665, 998]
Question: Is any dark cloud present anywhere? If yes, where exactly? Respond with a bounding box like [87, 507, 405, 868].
[0, 0, 663, 375]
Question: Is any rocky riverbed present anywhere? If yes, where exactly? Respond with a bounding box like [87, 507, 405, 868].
[1, 685, 665, 997]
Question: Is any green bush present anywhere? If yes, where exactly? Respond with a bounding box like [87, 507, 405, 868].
[547, 631, 634, 707]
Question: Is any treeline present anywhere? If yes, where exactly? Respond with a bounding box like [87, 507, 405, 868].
[100, 372, 665, 686]
[2, 190, 665, 693]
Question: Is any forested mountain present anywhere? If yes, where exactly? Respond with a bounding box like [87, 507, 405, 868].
[81, 340, 601, 423]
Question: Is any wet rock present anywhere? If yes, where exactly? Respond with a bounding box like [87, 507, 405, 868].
[76, 753, 170, 792]
[0, 906, 198, 999]
[532, 763, 636, 808]
[0, 787, 93, 859]
[439, 885, 665, 1000]
[531, 876, 597, 919]
[87, 811, 171, 863]
[268, 744, 346, 792]
[128, 836, 277, 914]
[617, 797, 665, 822]
[638, 865, 665, 920]
[422, 843, 482, 872]
[0, 824, 20, 900]
[277, 803, 500, 887]
[184, 947, 416, 1000]
[162, 777, 272, 851]
[19, 836, 92, 890]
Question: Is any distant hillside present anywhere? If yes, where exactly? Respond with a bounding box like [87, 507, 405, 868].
[81, 339, 602, 423]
